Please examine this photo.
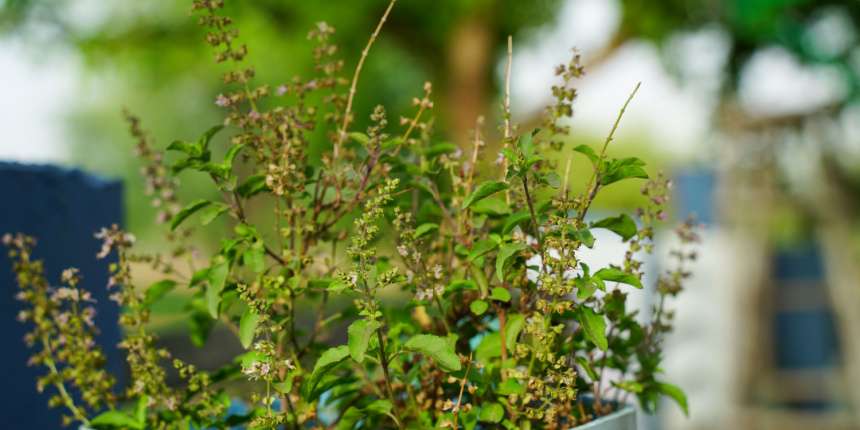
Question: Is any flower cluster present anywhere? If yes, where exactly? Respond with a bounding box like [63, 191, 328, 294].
[5, 1, 698, 429]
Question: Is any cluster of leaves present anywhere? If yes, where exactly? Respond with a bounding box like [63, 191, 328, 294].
[5, 1, 698, 429]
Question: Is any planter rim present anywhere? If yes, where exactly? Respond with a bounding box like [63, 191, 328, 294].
[573, 405, 636, 429]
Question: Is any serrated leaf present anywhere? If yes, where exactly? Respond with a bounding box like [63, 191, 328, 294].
[578, 306, 608, 351]
[463, 181, 508, 210]
[592, 214, 637, 241]
[423, 143, 458, 157]
[576, 356, 598, 381]
[238, 308, 260, 349]
[502, 211, 531, 235]
[505, 313, 525, 347]
[348, 132, 370, 146]
[445, 279, 477, 295]
[206, 260, 229, 318]
[613, 380, 644, 393]
[223, 143, 245, 169]
[573, 144, 599, 165]
[347, 319, 381, 363]
[470, 299, 489, 315]
[659, 382, 689, 416]
[479, 403, 504, 423]
[470, 197, 511, 216]
[414, 223, 439, 239]
[243, 241, 265, 273]
[468, 239, 499, 262]
[144, 280, 176, 307]
[237, 174, 268, 198]
[234, 223, 259, 238]
[575, 277, 597, 301]
[490, 287, 511, 303]
[364, 399, 393, 415]
[170, 199, 211, 231]
[594, 267, 643, 289]
[497, 379, 525, 396]
[198, 124, 225, 149]
[273, 378, 293, 395]
[573, 228, 595, 248]
[495, 242, 527, 281]
[600, 157, 648, 186]
[306, 346, 350, 396]
[404, 334, 461, 372]
[166, 139, 200, 155]
[475, 333, 501, 364]
[543, 171, 561, 188]
[199, 202, 230, 226]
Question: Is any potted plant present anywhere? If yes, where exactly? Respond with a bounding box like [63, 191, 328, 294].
[5, 1, 697, 428]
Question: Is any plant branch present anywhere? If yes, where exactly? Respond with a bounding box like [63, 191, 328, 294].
[333, 0, 397, 159]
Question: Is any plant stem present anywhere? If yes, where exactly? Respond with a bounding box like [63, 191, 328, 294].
[41, 335, 90, 426]
[334, 0, 397, 159]
[451, 354, 473, 430]
[576, 82, 641, 225]
[521, 175, 546, 274]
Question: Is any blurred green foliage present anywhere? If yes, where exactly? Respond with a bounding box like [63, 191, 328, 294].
[2, 0, 858, 243]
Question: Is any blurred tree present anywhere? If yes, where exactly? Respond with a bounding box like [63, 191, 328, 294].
[0, 0, 562, 240]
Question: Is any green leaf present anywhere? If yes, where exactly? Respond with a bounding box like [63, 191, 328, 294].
[573, 144, 599, 165]
[90, 410, 143, 430]
[497, 379, 525, 396]
[594, 267, 643, 289]
[478, 403, 504, 423]
[199, 202, 230, 226]
[189, 307, 214, 347]
[575, 356, 598, 381]
[170, 199, 211, 231]
[404, 334, 461, 372]
[592, 214, 637, 241]
[613, 380, 644, 393]
[659, 382, 689, 416]
[273, 379, 293, 395]
[575, 277, 598, 301]
[306, 346, 350, 396]
[198, 124, 225, 149]
[578, 307, 608, 351]
[223, 143, 245, 168]
[166, 139, 200, 156]
[134, 395, 147, 425]
[445, 279, 477, 295]
[470, 197, 511, 216]
[347, 319, 381, 363]
[423, 142, 458, 157]
[475, 333, 501, 364]
[144, 280, 176, 307]
[573, 228, 595, 248]
[207, 260, 229, 318]
[237, 174, 268, 198]
[468, 239, 499, 262]
[495, 242, 528, 281]
[364, 399, 393, 415]
[505, 313, 525, 347]
[600, 157, 648, 186]
[414, 223, 439, 239]
[470, 299, 489, 315]
[462, 181, 508, 210]
[238, 308, 260, 349]
[348, 132, 370, 146]
[490, 287, 511, 303]
[243, 241, 265, 273]
[543, 171, 561, 188]
[502, 211, 532, 235]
